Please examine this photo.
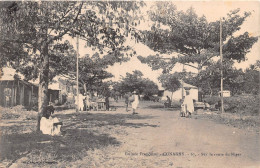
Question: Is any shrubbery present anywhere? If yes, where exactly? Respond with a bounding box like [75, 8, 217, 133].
[0, 105, 38, 120]
[204, 94, 259, 116]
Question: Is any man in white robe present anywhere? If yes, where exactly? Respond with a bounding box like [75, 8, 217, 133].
[183, 90, 194, 117]
[132, 91, 139, 114]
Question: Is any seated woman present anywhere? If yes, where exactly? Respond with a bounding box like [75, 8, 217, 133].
[40, 105, 62, 136]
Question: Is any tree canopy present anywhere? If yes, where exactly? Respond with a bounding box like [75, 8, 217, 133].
[112, 70, 159, 97]
[0, 1, 144, 131]
[138, 2, 258, 72]
[158, 73, 181, 99]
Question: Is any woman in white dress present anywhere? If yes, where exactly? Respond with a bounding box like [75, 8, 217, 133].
[132, 91, 139, 114]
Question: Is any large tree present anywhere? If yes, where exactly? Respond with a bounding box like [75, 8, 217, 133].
[138, 2, 258, 73]
[0, 1, 144, 131]
[113, 70, 159, 97]
[158, 74, 181, 100]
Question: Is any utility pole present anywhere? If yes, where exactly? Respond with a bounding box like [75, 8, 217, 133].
[76, 35, 79, 112]
[220, 18, 224, 113]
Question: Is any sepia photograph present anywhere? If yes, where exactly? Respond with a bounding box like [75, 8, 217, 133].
[0, 1, 259, 167]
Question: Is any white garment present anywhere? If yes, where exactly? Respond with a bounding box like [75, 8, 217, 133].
[40, 117, 61, 136]
[183, 95, 194, 113]
[75, 94, 85, 111]
[86, 95, 90, 107]
[132, 94, 139, 110]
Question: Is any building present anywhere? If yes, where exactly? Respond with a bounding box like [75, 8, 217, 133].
[161, 82, 198, 101]
[0, 79, 38, 107]
[0, 67, 65, 107]
[218, 90, 231, 97]
[0, 79, 61, 108]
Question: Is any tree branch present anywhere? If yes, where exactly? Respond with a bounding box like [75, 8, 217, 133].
[47, 2, 83, 44]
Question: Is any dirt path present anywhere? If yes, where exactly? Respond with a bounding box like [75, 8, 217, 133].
[6, 102, 259, 168]
[70, 106, 259, 168]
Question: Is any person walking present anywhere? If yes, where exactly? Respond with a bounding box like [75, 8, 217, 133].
[85, 92, 91, 110]
[124, 92, 131, 112]
[132, 90, 139, 115]
[183, 90, 194, 118]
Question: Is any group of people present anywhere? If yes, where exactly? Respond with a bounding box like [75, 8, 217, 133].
[75, 93, 110, 111]
[40, 89, 194, 136]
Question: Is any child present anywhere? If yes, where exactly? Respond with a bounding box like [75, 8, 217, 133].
[40, 105, 63, 136]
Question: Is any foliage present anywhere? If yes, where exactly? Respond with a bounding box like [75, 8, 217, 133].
[0, 1, 144, 130]
[204, 95, 259, 116]
[113, 70, 159, 96]
[0, 106, 37, 120]
[182, 60, 259, 95]
[138, 2, 258, 73]
[158, 73, 181, 94]
[243, 63, 260, 95]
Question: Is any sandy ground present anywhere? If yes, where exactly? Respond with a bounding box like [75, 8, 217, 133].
[71, 108, 259, 168]
[2, 101, 260, 168]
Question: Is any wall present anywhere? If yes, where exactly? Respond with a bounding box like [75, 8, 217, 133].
[162, 88, 198, 101]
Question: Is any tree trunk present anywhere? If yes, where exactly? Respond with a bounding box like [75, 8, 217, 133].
[208, 81, 213, 97]
[83, 83, 87, 95]
[37, 42, 49, 132]
[171, 91, 173, 101]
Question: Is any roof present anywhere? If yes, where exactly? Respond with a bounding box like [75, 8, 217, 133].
[0, 79, 37, 87]
[48, 82, 61, 90]
[182, 82, 197, 89]
[1, 67, 61, 90]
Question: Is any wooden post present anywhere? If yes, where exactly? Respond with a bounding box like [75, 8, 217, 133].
[220, 18, 224, 113]
[14, 85, 17, 106]
[31, 85, 33, 105]
[76, 35, 79, 112]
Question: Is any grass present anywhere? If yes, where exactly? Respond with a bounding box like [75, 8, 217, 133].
[0, 109, 157, 167]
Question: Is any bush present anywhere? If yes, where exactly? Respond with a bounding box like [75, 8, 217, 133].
[224, 95, 259, 116]
[203, 96, 220, 105]
[171, 100, 181, 108]
[0, 105, 38, 120]
[204, 95, 259, 116]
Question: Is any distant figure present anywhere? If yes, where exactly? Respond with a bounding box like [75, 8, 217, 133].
[75, 93, 85, 111]
[40, 105, 62, 136]
[124, 92, 131, 112]
[85, 93, 91, 110]
[164, 95, 171, 108]
[105, 95, 110, 111]
[132, 91, 139, 115]
[215, 100, 221, 111]
[183, 90, 194, 117]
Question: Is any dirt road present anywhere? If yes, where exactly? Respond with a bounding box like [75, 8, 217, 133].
[5, 101, 260, 168]
[70, 104, 259, 168]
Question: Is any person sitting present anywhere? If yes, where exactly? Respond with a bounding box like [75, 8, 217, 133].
[40, 105, 63, 136]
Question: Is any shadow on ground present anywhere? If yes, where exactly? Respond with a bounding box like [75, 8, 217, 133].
[58, 112, 157, 129]
[0, 111, 158, 164]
